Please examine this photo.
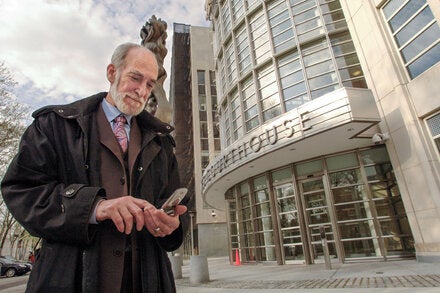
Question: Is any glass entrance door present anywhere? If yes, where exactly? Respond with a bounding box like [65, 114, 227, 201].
[299, 177, 338, 264]
[274, 183, 305, 264]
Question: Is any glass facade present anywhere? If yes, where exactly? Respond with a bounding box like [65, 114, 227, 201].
[215, 0, 367, 148]
[382, 0, 440, 79]
[197, 69, 220, 168]
[427, 112, 440, 158]
[226, 146, 415, 264]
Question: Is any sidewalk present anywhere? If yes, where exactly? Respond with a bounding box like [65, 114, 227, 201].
[175, 257, 440, 292]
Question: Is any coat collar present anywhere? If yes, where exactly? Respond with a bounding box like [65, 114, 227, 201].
[32, 92, 174, 135]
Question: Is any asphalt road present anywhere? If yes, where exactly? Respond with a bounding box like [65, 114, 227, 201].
[0, 275, 28, 292]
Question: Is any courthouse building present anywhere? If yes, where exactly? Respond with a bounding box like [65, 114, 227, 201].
[197, 0, 440, 265]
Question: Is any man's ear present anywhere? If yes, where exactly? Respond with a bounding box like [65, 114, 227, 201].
[107, 64, 116, 83]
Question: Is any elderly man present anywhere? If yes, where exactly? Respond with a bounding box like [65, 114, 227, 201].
[1, 43, 188, 293]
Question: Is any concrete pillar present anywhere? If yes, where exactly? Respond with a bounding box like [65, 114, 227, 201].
[169, 254, 182, 279]
[190, 255, 210, 284]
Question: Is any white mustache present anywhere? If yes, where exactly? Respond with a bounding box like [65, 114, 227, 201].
[125, 93, 141, 102]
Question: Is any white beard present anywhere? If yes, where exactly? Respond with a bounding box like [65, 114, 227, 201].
[109, 77, 144, 116]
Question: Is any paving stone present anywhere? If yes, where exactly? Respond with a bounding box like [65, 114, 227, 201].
[175, 274, 440, 289]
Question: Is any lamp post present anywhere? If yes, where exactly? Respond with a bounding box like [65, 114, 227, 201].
[189, 211, 195, 256]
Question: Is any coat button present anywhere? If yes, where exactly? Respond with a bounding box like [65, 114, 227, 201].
[120, 177, 126, 185]
[65, 188, 75, 196]
[138, 166, 143, 171]
[113, 250, 122, 257]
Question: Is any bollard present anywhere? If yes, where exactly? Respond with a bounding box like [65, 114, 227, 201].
[190, 255, 210, 284]
[169, 254, 183, 279]
[175, 253, 183, 266]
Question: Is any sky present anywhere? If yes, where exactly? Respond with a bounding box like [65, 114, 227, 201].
[0, 0, 210, 113]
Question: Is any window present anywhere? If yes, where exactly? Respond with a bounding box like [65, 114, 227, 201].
[199, 95, 206, 111]
[238, 182, 257, 262]
[214, 138, 221, 151]
[320, 0, 347, 32]
[197, 70, 205, 91]
[209, 71, 217, 104]
[302, 39, 339, 99]
[221, 100, 231, 146]
[241, 76, 260, 132]
[209, 70, 219, 128]
[427, 112, 440, 156]
[214, 19, 223, 59]
[330, 32, 368, 89]
[291, 0, 324, 43]
[383, 0, 440, 78]
[222, 1, 232, 37]
[231, 0, 245, 24]
[257, 63, 281, 121]
[252, 175, 276, 261]
[268, 0, 296, 54]
[249, 10, 271, 65]
[278, 51, 309, 111]
[228, 199, 239, 255]
[230, 89, 243, 141]
[246, 0, 260, 10]
[200, 119, 209, 151]
[225, 40, 237, 84]
[236, 24, 252, 76]
[219, 53, 228, 95]
[197, 70, 207, 111]
[278, 51, 307, 111]
[200, 121, 208, 138]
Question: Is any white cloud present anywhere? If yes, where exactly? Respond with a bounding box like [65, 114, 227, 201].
[0, 0, 209, 111]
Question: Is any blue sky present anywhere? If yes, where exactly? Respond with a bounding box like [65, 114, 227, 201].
[0, 0, 209, 112]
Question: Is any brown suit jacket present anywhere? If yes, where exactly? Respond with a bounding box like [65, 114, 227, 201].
[96, 105, 141, 292]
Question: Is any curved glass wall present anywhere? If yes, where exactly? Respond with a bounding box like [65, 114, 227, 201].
[226, 146, 415, 264]
[213, 0, 368, 148]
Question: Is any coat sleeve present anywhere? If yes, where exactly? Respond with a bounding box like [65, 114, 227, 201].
[1, 114, 103, 245]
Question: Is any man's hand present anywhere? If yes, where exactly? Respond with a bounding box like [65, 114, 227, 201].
[95, 196, 149, 234]
[143, 205, 187, 237]
[95, 196, 187, 236]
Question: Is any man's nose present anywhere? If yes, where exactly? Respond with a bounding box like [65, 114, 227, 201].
[135, 86, 149, 99]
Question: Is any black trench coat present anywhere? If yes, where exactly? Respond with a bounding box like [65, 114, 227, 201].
[1, 92, 189, 292]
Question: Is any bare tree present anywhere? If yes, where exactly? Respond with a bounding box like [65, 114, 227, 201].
[0, 61, 29, 166]
[0, 61, 37, 257]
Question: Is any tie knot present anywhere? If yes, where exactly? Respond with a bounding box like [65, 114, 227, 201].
[114, 115, 127, 124]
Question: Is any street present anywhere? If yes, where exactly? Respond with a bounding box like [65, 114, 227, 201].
[2, 257, 440, 293]
[0, 275, 28, 293]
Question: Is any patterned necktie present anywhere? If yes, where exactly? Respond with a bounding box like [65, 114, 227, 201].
[113, 115, 128, 152]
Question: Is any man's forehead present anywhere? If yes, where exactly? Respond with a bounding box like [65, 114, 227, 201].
[125, 49, 157, 74]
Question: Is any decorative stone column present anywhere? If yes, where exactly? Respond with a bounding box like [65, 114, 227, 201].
[140, 15, 172, 123]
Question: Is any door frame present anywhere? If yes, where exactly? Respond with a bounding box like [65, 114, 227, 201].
[297, 175, 342, 264]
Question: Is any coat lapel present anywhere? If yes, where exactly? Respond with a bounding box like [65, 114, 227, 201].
[97, 105, 124, 162]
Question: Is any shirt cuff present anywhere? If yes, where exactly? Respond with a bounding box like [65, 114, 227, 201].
[89, 198, 106, 224]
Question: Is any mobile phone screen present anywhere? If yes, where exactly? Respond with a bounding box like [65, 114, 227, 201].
[161, 188, 188, 215]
